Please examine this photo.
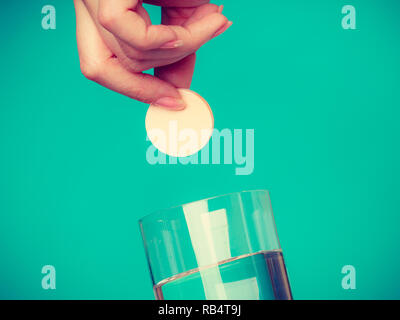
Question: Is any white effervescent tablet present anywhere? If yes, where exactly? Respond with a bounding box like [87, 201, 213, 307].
[145, 89, 214, 158]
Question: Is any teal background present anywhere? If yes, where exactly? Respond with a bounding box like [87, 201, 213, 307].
[0, 0, 399, 299]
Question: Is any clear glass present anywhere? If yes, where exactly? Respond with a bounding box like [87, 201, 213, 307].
[139, 190, 292, 300]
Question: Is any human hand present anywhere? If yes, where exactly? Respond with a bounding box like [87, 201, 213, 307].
[74, 0, 232, 109]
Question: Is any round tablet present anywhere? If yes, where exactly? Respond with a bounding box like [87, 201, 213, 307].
[146, 89, 214, 158]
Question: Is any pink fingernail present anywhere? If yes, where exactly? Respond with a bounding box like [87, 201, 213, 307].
[160, 40, 184, 49]
[213, 21, 233, 38]
[153, 97, 186, 110]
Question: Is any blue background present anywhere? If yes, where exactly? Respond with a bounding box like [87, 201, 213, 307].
[0, 0, 399, 299]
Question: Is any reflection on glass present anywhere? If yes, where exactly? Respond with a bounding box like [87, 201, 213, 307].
[139, 190, 292, 300]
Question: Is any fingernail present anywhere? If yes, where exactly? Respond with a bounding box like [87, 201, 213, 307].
[218, 5, 224, 13]
[153, 97, 186, 110]
[160, 40, 184, 49]
[213, 21, 233, 38]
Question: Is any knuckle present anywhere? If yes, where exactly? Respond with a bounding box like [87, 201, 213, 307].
[133, 74, 155, 103]
[134, 86, 149, 103]
[98, 8, 117, 29]
[80, 61, 101, 81]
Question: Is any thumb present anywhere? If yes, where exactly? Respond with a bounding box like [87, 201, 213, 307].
[155, 53, 196, 89]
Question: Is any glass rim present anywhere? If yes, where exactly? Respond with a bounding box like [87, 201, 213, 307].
[138, 189, 270, 224]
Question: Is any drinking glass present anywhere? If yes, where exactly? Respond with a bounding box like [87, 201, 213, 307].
[139, 190, 292, 300]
